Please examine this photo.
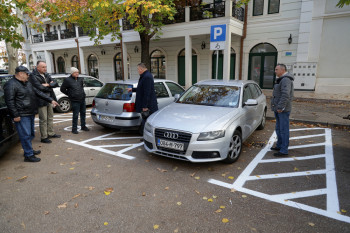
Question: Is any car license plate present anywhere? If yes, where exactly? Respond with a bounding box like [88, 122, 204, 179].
[97, 115, 114, 122]
[157, 139, 184, 151]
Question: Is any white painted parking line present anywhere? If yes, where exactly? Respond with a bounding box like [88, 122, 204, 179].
[35, 110, 92, 127]
[208, 128, 350, 223]
[66, 132, 143, 160]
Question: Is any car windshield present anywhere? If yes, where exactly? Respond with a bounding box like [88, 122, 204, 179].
[95, 83, 133, 100]
[178, 85, 240, 107]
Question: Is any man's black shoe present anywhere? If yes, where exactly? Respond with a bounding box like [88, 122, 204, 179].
[49, 134, 61, 138]
[270, 147, 281, 151]
[41, 138, 52, 143]
[72, 130, 79, 134]
[81, 127, 90, 131]
[33, 150, 41, 155]
[274, 152, 288, 157]
[24, 156, 41, 162]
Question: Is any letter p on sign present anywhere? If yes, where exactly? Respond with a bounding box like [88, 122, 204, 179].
[210, 24, 226, 42]
[214, 27, 222, 40]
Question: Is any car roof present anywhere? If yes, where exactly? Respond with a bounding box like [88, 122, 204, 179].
[0, 74, 13, 78]
[50, 73, 94, 78]
[103, 79, 176, 85]
[194, 79, 258, 87]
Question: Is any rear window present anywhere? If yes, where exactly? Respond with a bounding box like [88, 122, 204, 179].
[96, 83, 133, 100]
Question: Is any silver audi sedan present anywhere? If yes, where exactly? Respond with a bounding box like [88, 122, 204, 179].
[143, 80, 267, 164]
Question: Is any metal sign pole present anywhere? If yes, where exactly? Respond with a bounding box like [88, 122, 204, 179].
[216, 51, 219, 80]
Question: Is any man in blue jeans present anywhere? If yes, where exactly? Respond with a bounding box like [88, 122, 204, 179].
[60, 67, 89, 134]
[271, 64, 294, 156]
[4, 66, 58, 162]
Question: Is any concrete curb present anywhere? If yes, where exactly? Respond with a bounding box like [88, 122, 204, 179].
[266, 117, 350, 130]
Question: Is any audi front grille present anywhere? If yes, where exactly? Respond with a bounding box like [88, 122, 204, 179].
[154, 128, 192, 154]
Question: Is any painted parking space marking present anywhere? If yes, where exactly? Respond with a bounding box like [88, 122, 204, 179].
[209, 128, 350, 223]
[66, 132, 143, 160]
[35, 109, 91, 127]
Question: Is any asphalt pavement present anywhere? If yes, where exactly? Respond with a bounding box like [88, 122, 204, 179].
[263, 90, 350, 129]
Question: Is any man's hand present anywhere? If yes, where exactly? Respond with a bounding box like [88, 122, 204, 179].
[51, 100, 59, 107]
[277, 109, 283, 113]
[127, 88, 132, 92]
[142, 108, 149, 112]
[42, 83, 50, 87]
[13, 117, 21, 122]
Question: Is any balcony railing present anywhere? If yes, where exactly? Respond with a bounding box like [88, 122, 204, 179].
[190, 1, 226, 21]
[232, 4, 244, 21]
[32, 34, 43, 43]
[60, 29, 76, 39]
[78, 27, 96, 37]
[163, 7, 186, 25]
[44, 32, 58, 41]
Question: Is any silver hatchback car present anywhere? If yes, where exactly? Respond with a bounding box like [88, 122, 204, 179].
[91, 79, 185, 129]
[143, 80, 267, 164]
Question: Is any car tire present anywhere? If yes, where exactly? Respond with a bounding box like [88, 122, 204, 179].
[257, 109, 266, 130]
[56, 98, 72, 113]
[224, 130, 242, 164]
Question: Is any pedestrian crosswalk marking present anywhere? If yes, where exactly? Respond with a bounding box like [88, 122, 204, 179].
[208, 128, 350, 223]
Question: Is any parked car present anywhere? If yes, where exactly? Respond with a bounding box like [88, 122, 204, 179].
[0, 69, 8, 74]
[91, 79, 185, 130]
[51, 74, 104, 113]
[143, 80, 267, 164]
[0, 75, 18, 156]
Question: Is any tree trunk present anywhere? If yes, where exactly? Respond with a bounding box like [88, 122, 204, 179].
[140, 32, 151, 70]
[6, 8, 23, 75]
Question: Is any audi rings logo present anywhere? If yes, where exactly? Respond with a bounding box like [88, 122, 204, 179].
[164, 132, 179, 140]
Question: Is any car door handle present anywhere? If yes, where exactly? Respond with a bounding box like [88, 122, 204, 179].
[90, 88, 95, 90]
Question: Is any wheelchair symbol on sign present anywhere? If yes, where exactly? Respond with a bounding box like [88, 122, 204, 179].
[215, 43, 221, 49]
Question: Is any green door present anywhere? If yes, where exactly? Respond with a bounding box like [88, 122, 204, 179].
[178, 55, 197, 86]
[248, 52, 277, 89]
[212, 53, 236, 80]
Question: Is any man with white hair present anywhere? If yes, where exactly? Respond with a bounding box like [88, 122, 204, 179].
[60, 67, 89, 134]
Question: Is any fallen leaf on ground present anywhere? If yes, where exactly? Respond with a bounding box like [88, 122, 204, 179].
[203, 196, 208, 200]
[194, 176, 200, 180]
[44, 211, 50, 215]
[174, 228, 179, 233]
[190, 172, 196, 177]
[165, 187, 169, 190]
[308, 222, 315, 227]
[294, 167, 299, 171]
[69, 167, 75, 170]
[67, 148, 72, 150]
[49, 171, 57, 174]
[220, 206, 225, 209]
[72, 194, 81, 199]
[177, 202, 182, 206]
[58, 203, 67, 209]
[142, 192, 146, 196]
[104, 222, 109, 226]
[222, 218, 229, 223]
[107, 165, 111, 168]
[17, 176, 28, 182]
[21, 222, 25, 229]
[242, 195, 247, 198]
[194, 190, 200, 195]
[74, 203, 78, 208]
[173, 166, 178, 171]
[230, 188, 236, 193]
[208, 198, 213, 202]
[88, 186, 95, 190]
[341, 209, 347, 213]
[105, 188, 113, 193]
[104, 191, 111, 196]
[228, 176, 234, 180]
[212, 195, 217, 199]
[55, 154, 59, 157]
[157, 168, 167, 172]
[215, 209, 222, 213]
[153, 224, 159, 230]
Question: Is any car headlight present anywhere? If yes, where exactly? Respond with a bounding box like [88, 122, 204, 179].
[197, 130, 225, 141]
[144, 122, 153, 134]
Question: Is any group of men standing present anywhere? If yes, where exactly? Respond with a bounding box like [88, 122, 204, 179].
[4, 62, 89, 163]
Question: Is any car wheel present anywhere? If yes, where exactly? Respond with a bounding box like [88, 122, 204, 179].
[56, 98, 72, 113]
[257, 109, 266, 130]
[224, 130, 242, 164]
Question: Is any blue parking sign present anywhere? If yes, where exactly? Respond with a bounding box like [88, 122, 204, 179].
[210, 25, 226, 42]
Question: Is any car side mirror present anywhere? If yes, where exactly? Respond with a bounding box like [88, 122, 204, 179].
[244, 99, 258, 106]
[174, 94, 180, 101]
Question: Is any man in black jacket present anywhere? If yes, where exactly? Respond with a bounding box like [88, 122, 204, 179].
[29, 61, 61, 143]
[4, 66, 58, 162]
[60, 67, 89, 134]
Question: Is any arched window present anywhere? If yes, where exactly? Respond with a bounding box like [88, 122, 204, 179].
[150, 50, 165, 79]
[57, 56, 65, 73]
[178, 49, 197, 86]
[71, 55, 79, 69]
[87, 54, 99, 78]
[114, 53, 130, 80]
[28, 55, 34, 71]
[248, 43, 277, 89]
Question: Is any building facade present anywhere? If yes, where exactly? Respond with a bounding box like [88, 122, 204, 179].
[22, 0, 350, 96]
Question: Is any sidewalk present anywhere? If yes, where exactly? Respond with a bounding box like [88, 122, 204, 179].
[263, 90, 350, 129]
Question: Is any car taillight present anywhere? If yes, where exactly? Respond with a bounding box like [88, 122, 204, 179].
[92, 100, 95, 108]
[123, 103, 135, 112]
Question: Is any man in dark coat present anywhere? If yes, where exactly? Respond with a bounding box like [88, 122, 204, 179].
[4, 66, 58, 162]
[130, 63, 158, 134]
[29, 61, 60, 143]
[60, 67, 89, 134]
[270, 63, 294, 156]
